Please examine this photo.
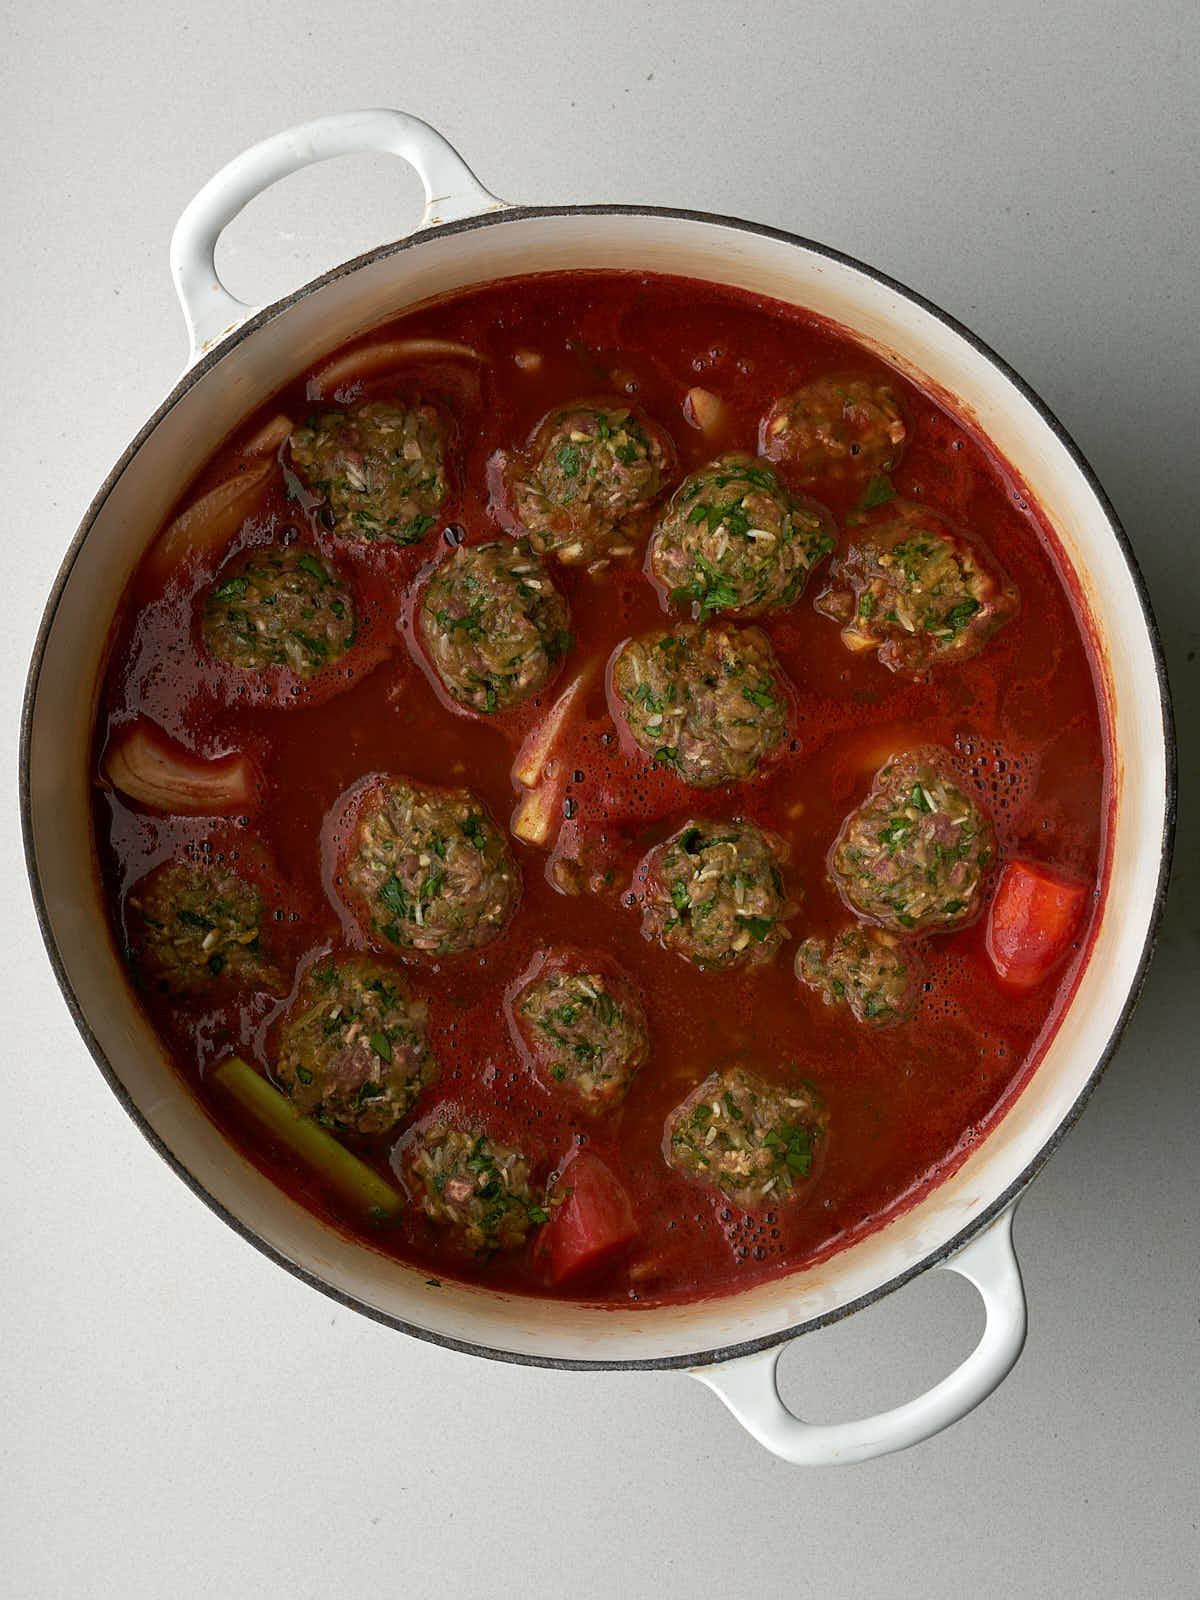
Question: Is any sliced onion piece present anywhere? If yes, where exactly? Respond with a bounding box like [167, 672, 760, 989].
[309, 337, 486, 396]
[550, 856, 584, 895]
[512, 665, 596, 790]
[103, 721, 261, 815]
[838, 624, 878, 652]
[240, 413, 293, 457]
[512, 783, 562, 848]
[146, 459, 273, 580]
[683, 386, 728, 439]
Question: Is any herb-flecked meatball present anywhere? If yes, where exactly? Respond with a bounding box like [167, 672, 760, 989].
[345, 778, 519, 955]
[796, 925, 922, 1027]
[815, 502, 1017, 673]
[830, 752, 994, 933]
[419, 540, 572, 714]
[127, 860, 277, 996]
[289, 401, 447, 544]
[513, 961, 649, 1110]
[665, 1067, 827, 1208]
[640, 819, 793, 969]
[405, 1125, 548, 1252]
[612, 622, 790, 786]
[761, 375, 907, 483]
[649, 453, 833, 618]
[275, 956, 435, 1134]
[201, 544, 355, 678]
[508, 398, 674, 564]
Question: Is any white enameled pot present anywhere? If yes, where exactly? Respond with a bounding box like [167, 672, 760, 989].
[21, 110, 1175, 1465]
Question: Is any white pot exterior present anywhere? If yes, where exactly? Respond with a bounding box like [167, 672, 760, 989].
[23, 202, 1172, 1370]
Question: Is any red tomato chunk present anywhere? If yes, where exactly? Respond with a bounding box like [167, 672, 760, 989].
[986, 860, 1089, 989]
[541, 1152, 637, 1286]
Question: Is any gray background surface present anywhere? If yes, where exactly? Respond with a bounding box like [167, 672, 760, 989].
[2, 2, 1197, 1595]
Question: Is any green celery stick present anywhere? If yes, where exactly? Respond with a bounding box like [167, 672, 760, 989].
[211, 1056, 404, 1221]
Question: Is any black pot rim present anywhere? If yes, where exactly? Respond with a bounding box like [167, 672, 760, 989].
[19, 201, 1178, 1372]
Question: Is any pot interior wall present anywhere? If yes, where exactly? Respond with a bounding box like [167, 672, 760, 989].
[26, 211, 1168, 1365]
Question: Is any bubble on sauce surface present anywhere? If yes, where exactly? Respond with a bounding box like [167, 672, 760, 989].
[721, 1204, 791, 1268]
[953, 732, 1035, 829]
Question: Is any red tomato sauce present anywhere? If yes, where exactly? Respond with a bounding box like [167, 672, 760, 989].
[92, 271, 1110, 1305]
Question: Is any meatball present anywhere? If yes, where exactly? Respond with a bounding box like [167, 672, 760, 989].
[796, 925, 922, 1027]
[289, 401, 447, 544]
[640, 819, 793, 969]
[419, 540, 572, 714]
[611, 622, 789, 787]
[344, 778, 519, 955]
[513, 960, 649, 1110]
[405, 1125, 547, 1253]
[830, 751, 994, 932]
[815, 502, 1018, 673]
[761, 374, 907, 483]
[664, 1067, 827, 1208]
[508, 398, 674, 564]
[201, 544, 356, 678]
[275, 956, 435, 1134]
[127, 859, 276, 996]
[649, 453, 833, 618]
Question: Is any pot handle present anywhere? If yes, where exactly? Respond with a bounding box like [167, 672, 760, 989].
[169, 108, 507, 364]
[691, 1203, 1027, 1465]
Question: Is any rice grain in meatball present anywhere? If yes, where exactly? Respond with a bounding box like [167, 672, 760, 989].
[640, 819, 793, 969]
[275, 956, 435, 1134]
[405, 1125, 547, 1252]
[761, 374, 907, 483]
[128, 859, 277, 996]
[508, 399, 674, 564]
[649, 453, 833, 618]
[796, 925, 922, 1027]
[830, 751, 994, 933]
[419, 540, 572, 714]
[513, 960, 649, 1110]
[665, 1066, 827, 1208]
[815, 502, 1017, 674]
[344, 778, 519, 955]
[289, 401, 447, 544]
[201, 544, 355, 679]
[612, 622, 790, 786]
